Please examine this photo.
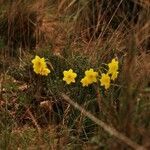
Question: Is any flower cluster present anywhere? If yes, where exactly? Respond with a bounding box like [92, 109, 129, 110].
[32, 55, 50, 76]
[99, 58, 119, 89]
[31, 56, 119, 90]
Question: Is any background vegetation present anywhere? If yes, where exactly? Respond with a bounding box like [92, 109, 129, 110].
[0, 0, 150, 149]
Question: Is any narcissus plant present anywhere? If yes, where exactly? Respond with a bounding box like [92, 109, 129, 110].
[108, 58, 119, 80]
[81, 69, 98, 87]
[63, 69, 77, 84]
[100, 73, 111, 90]
[80, 76, 91, 87]
[32, 55, 50, 76]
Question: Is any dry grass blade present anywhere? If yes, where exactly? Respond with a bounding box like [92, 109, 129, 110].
[25, 107, 41, 135]
[134, 0, 150, 8]
[61, 93, 147, 150]
[97, 0, 124, 42]
[64, 0, 77, 12]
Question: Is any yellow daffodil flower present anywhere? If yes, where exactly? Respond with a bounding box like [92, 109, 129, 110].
[40, 67, 51, 76]
[32, 55, 50, 76]
[111, 71, 119, 80]
[100, 73, 110, 89]
[85, 69, 98, 84]
[108, 59, 118, 75]
[63, 69, 77, 84]
[81, 76, 91, 87]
